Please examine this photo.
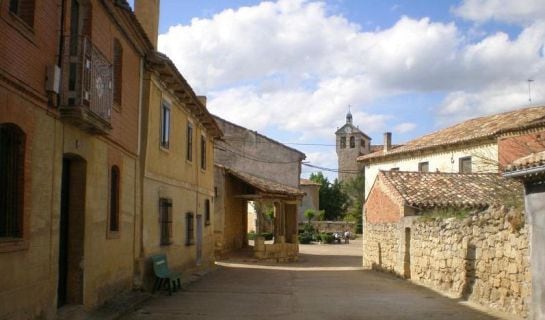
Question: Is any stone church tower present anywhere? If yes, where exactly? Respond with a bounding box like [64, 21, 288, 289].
[335, 109, 372, 182]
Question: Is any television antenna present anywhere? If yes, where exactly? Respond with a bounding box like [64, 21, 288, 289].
[528, 79, 534, 103]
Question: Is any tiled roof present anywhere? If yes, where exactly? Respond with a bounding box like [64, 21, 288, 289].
[504, 151, 545, 182]
[378, 171, 522, 209]
[300, 178, 321, 186]
[148, 52, 222, 138]
[359, 106, 545, 162]
[506, 151, 545, 172]
[223, 166, 305, 198]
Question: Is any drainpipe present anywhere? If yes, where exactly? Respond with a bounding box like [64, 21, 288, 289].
[133, 57, 145, 288]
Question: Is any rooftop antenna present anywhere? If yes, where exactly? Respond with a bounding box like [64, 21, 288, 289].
[528, 79, 534, 103]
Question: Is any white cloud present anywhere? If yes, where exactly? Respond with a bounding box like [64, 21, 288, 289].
[158, 0, 545, 168]
[453, 0, 545, 25]
[394, 122, 417, 134]
[437, 80, 545, 126]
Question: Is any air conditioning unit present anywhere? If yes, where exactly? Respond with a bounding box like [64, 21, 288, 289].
[45, 65, 60, 94]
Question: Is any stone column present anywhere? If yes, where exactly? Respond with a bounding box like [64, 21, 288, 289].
[274, 202, 285, 243]
[285, 203, 298, 243]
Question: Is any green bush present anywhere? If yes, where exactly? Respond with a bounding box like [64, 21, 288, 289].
[320, 232, 334, 244]
[261, 232, 273, 240]
[248, 232, 274, 240]
[298, 232, 313, 244]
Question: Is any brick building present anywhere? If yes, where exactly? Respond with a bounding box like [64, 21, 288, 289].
[0, 0, 153, 317]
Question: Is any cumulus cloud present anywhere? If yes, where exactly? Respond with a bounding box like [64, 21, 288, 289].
[453, 0, 545, 25]
[158, 0, 545, 171]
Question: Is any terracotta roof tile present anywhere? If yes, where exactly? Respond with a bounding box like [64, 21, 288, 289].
[224, 167, 305, 197]
[300, 178, 321, 186]
[359, 106, 545, 162]
[378, 171, 522, 209]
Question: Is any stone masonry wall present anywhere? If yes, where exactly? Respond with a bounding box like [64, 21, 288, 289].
[362, 223, 400, 273]
[363, 206, 531, 318]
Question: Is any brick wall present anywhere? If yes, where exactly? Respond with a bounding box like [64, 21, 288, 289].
[498, 130, 545, 168]
[365, 179, 403, 223]
[0, 0, 59, 101]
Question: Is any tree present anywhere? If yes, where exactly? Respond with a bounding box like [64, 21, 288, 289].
[309, 172, 348, 220]
[342, 171, 365, 233]
[303, 208, 315, 224]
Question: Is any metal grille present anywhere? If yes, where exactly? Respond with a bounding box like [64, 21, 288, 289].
[159, 199, 172, 245]
[61, 35, 112, 122]
[0, 124, 24, 238]
[186, 212, 194, 245]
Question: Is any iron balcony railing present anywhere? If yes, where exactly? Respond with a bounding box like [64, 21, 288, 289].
[60, 35, 112, 127]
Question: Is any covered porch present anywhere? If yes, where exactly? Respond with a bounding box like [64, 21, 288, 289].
[214, 166, 304, 262]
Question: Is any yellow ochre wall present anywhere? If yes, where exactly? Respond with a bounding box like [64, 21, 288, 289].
[140, 75, 216, 287]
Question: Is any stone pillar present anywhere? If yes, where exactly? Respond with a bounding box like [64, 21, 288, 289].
[285, 203, 298, 243]
[274, 202, 285, 243]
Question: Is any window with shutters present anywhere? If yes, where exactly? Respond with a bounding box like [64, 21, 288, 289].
[204, 199, 210, 226]
[159, 198, 172, 245]
[0, 124, 25, 240]
[186, 122, 193, 161]
[9, 0, 35, 28]
[186, 212, 194, 245]
[160, 101, 170, 149]
[113, 39, 123, 107]
[200, 135, 206, 170]
[459, 157, 472, 173]
[418, 161, 429, 172]
[108, 166, 120, 234]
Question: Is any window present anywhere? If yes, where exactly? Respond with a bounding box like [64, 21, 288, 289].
[391, 167, 400, 171]
[159, 198, 172, 245]
[113, 39, 123, 107]
[186, 122, 193, 161]
[459, 157, 472, 173]
[186, 212, 194, 245]
[361, 139, 366, 148]
[349, 136, 355, 148]
[204, 199, 210, 226]
[340, 136, 346, 149]
[9, 0, 35, 27]
[160, 101, 170, 148]
[200, 135, 206, 170]
[0, 124, 25, 239]
[418, 162, 429, 172]
[109, 166, 120, 233]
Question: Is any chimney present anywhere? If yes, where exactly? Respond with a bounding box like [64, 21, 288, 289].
[135, 0, 160, 48]
[384, 132, 392, 153]
[197, 96, 207, 107]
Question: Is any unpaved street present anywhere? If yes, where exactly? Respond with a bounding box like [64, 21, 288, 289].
[123, 239, 515, 320]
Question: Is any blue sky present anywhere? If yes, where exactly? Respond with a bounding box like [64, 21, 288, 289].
[129, 0, 545, 180]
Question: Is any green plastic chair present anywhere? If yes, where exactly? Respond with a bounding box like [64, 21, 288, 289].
[151, 254, 181, 295]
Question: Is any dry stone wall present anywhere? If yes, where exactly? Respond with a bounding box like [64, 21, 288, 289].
[363, 206, 531, 318]
[362, 223, 400, 273]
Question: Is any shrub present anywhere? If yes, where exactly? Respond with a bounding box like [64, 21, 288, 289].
[261, 232, 273, 240]
[247, 232, 256, 240]
[298, 232, 313, 244]
[320, 232, 334, 244]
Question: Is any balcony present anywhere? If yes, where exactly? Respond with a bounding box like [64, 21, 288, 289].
[59, 36, 112, 134]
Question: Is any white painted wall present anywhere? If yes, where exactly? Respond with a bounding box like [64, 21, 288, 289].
[364, 143, 499, 199]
